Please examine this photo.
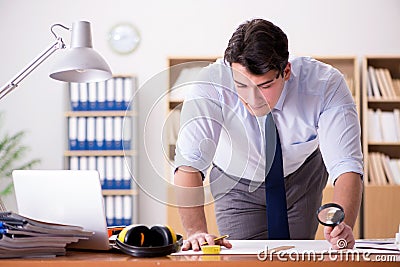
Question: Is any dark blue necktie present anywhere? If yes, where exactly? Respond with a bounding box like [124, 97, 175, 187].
[265, 113, 290, 239]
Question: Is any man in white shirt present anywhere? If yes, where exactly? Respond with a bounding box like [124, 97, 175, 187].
[174, 19, 363, 251]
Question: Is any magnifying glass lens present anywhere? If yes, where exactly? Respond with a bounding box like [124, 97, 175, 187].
[316, 203, 345, 227]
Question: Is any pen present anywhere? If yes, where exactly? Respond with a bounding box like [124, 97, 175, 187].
[201, 234, 230, 246]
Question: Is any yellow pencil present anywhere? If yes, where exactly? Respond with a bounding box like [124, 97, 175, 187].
[201, 234, 230, 246]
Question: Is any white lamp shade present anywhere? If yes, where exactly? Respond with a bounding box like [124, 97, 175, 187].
[49, 47, 112, 83]
[50, 21, 112, 83]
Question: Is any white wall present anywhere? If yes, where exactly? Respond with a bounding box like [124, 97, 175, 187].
[0, 0, 399, 225]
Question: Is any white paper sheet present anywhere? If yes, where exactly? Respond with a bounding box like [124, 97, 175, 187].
[171, 239, 400, 256]
[172, 240, 331, 255]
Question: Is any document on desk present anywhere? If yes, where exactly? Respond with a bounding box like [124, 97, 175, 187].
[171, 240, 330, 255]
[355, 239, 400, 254]
[171, 239, 400, 256]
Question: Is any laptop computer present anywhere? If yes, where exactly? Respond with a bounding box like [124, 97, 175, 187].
[12, 170, 111, 250]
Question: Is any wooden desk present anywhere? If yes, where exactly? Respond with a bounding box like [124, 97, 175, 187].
[0, 250, 398, 267]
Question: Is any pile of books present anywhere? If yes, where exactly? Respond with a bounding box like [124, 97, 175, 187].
[367, 152, 400, 185]
[367, 109, 400, 143]
[0, 211, 93, 258]
[367, 66, 400, 99]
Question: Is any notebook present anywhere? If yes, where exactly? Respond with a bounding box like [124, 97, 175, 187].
[12, 170, 111, 250]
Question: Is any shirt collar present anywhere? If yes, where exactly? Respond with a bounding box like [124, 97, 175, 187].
[273, 68, 296, 111]
[273, 83, 288, 111]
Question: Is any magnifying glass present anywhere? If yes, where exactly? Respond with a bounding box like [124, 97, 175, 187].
[316, 203, 345, 227]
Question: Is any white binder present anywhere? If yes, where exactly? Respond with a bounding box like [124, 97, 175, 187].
[88, 156, 97, 171]
[69, 156, 79, 170]
[79, 156, 88, 170]
[105, 117, 114, 150]
[87, 117, 96, 150]
[115, 77, 124, 110]
[77, 117, 86, 150]
[97, 81, 106, 110]
[88, 82, 97, 110]
[95, 117, 105, 150]
[114, 156, 123, 189]
[122, 158, 132, 189]
[105, 156, 114, 189]
[123, 77, 133, 110]
[70, 83, 80, 110]
[114, 117, 122, 149]
[79, 83, 89, 110]
[96, 156, 106, 188]
[114, 195, 123, 225]
[106, 78, 115, 110]
[122, 117, 132, 150]
[104, 195, 115, 226]
[68, 117, 78, 150]
[123, 195, 133, 225]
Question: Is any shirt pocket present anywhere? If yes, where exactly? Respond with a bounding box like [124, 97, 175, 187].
[288, 136, 319, 161]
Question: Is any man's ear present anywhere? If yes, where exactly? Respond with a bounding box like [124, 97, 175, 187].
[283, 62, 291, 81]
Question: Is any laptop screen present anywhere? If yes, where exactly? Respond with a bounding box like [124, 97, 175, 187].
[12, 170, 110, 250]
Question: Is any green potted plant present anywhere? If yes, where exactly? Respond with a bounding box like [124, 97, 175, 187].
[0, 113, 40, 202]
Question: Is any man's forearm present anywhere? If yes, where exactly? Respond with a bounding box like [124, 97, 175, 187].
[174, 166, 208, 236]
[333, 172, 363, 228]
[178, 205, 208, 236]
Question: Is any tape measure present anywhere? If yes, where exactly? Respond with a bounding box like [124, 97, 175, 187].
[201, 245, 221, 254]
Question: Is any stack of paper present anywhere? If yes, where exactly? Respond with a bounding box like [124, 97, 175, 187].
[0, 212, 93, 258]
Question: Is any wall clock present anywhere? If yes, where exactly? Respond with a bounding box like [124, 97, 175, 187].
[108, 23, 141, 54]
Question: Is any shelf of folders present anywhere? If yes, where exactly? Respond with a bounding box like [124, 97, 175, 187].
[65, 75, 138, 226]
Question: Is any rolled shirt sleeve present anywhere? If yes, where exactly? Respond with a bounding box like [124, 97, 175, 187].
[175, 88, 222, 177]
[174, 71, 224, 178]
[317, 70, 364, 182]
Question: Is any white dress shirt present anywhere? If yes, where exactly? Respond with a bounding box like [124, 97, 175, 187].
[174, 57, 363, 183]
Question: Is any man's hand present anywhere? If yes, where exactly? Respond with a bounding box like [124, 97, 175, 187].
[182, 232, 232, 251]
[324, 222, 355, 249]
[327, 172, 362, 250]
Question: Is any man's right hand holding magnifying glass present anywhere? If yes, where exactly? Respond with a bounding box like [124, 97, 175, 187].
[317, 172, 363, 250]
[324, 221, 355, 250]
[317, 203, 356, 250]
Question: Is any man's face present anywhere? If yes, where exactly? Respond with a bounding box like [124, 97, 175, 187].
[231, 62, 291, 117]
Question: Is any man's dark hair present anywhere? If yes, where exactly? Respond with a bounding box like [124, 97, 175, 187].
[224, 19, 289, 77]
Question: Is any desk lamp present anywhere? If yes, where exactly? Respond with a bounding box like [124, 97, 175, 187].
[0, 21, 112, 211]
[0, 20, 112, 100]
